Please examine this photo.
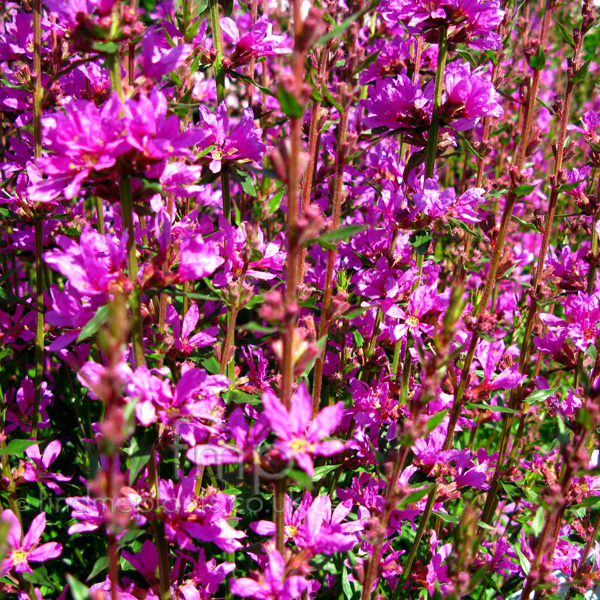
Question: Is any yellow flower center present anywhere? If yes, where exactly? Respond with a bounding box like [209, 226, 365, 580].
[12, 550, 27, 564]
[289, 438, 313, 453]
[407, 316, 420, 329]
[285, 525, 298, 537]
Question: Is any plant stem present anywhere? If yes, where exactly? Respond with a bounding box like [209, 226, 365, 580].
[480, 0, 579, 529]
[209, 0, 226, 104]
[297, 42, 331, 285]
[149, 444, 173, 600]
[96, 196, 106, 235]
[424, 25, 447, 180]
[31, 217, 44, 440]
[120, 175, 145, 368]
[220, 306, 240, 375]
[311, 106, 350, 415]
[361, 447, 409, 600]
[106, 52, 124, 102]
[208, 0, 232, 223]
[30, 0, 44, 442]
[275, 0, 305, 555]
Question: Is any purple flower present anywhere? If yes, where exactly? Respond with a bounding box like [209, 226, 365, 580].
[261, 384, 345, 477]
[212, 217, 285, 287]
[381, 0, 504, 50]
[0, 511, 62, 577]
[440, 61, 504, 130]
[363, 76, 432, 133]
[389, 282, 449, 344]
[251, 492, 362, 555]
[539, 292, 600, 352]
[473, 339, 525, 391]
[197, 103, 267, 174]
[141, 27, 192, 80]
[29, 95, 129, 202]
[44, 226, 129, 297]
[166, 303, 218, 355]
[159, 474, 245, 552]
[179, 233, 226, 282]
[124, 90, 202, 161]
[221, 15, 291, 68]
[23, 440, 72, 493]
[187, 406, 269, 466]
[230, 549, 308, 600]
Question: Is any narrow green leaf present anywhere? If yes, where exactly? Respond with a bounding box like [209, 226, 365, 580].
[77, 305, 110, 343]
[315, 225, 367, 249]
[0, 439, 40, 456]
[66, 574, 90, 600]
[277, 86, 304, 118]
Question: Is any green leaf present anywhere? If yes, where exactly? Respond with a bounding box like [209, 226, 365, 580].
[397, 484, 433, 509]
[571, 58, 592, 84]
[277, 86, 304, 118]
[222, 389, 262, 406]
[23, 566, 54, 589]
[525, 387, 559, 404]
[465, 402, 520, 414]
[312, 464, 339, 482]
[202, 357, 221, 374]
[426, 410, 448, 432]
[197, 144, 216, 159]
[531, 507, 545, 536]
[555, 21, 575, 48]
[66, 574, 90, 600]
[316, 8, 366, 47]
[432, 510, 459, 523]
[229, 72, 277, 97]
[514, 184, 537, 197]
[432, 510, 460, 523]
[128, 429, 155, 485]
[342, 565, 354, 599]
[93, 41, 119, 54]
[340, 306, 371, 320]
[239, 322, 276, 333]
[355, 50, 381, 75]
[77, 304, 110, 343]
[233, 168, 257, 197]
[86, 556, 109, 582]
[353, 330, 364, 347]
[315, 225, 367, 250]
[267, 187, 285, 216]
[558, 178, 586, 192]
[572, 495, 600, 509]
[409, 230, 433, 256]
[514, 545, 531, 575]
[528, 46, 546, 70]
[288, 469, 312, 489]
[0, 439, 40, 456]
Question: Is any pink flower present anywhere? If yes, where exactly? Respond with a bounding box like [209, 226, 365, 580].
[0, 511, 62, 577]
[196, 103, 267, 174]
[221, 15, 291, 68]
[262, 384, 345, 477]
[230, 549, 308, 600]
[22, 440, 72, 493]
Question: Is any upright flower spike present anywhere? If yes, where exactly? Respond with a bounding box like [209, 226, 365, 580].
[261, 384, 345, 476]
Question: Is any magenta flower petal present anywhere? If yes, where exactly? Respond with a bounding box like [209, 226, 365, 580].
[28, 542, 62, 562]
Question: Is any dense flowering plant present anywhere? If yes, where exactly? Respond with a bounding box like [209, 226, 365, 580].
[3, 0, 600, 599]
